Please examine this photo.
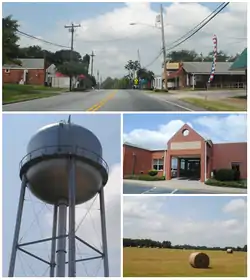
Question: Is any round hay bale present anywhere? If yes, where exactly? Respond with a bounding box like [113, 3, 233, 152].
[227, 248, 233, 254]
[189, 252, 210, 268]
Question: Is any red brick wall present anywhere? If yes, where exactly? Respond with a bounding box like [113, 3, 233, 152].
[123, 145, 152, 176]
[3, 69, 45, 85]
[151, 150, 165, 177]
[212, 143, 247, 179]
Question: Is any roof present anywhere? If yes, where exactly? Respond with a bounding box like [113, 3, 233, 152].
[123, 142, 165, 151]
[3, 58, 45, 69]
[229, 48, 247, 71]
[182, 62, 245, 75]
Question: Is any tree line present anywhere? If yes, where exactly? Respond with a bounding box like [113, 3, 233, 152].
[123, 238, 247, 252]
[3, 15, 96, 88]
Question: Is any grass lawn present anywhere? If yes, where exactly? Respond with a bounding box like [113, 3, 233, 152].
[3, 84, 65, 104]
[123, 248, 247, 277]
[181, 97, 243, 111]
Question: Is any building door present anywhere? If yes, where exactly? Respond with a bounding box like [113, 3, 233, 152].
[231, 162, 241, 180]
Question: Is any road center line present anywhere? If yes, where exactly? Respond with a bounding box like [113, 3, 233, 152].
[86, 91, 117, 111]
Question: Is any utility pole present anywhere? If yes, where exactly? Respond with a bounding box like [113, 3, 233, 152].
[65, 23, 81, 91]
[160, 4, 168, 92]
[90, 51, 95, 76]
[137, 49, 141, 67]
[97, 70, 100, 90]
[100, 76, 102, 89]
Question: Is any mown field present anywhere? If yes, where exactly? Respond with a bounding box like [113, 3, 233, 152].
[3, 84, 64, 103]
[123, 247, 247, 277]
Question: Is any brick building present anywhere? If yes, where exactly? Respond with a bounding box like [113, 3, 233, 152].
[123, 124, 247, 182]
[3, 58, 46, 85]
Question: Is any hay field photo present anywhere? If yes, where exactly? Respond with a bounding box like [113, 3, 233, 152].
[123, 196, 247, 277]
[123, 247, 247, 277]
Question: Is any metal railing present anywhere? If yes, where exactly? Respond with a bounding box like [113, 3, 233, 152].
[19, 145, 109, 173]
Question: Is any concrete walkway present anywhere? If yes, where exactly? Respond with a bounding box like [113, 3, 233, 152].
[123, 179, 247, 194]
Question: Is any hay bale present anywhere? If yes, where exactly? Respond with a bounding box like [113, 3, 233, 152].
[227, 248, 233, 254]
[189, 252, 210, 268]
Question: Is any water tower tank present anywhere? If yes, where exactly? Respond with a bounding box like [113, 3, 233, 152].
[19, 121, 109, 205]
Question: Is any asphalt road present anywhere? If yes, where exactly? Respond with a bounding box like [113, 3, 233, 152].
[3, 89, 203, 111]
[123, 182, 247, 194]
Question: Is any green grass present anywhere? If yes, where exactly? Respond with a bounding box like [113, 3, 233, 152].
[205, 179, 247, 189]
[123, 248, 247, 277]
[181, 97, 241, 111]
[3, 84, 64, 103]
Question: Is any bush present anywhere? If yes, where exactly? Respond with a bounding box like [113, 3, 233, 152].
[148, 169, 158, 176]
[205, 179, 246, 188]
[214, 169, 236, 181]
[124, 175, 165, 181]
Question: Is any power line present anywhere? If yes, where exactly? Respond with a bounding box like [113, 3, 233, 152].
[144, 49, 163, 68]
[166, 2, 230, 52]
[16, 29, 70, 49]
[166, 2, 226, 49]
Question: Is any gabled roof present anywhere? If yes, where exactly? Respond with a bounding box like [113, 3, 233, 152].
[229, 48, 247, 71]
[182, 62, 244, 75]
[3, 58, 45, 69]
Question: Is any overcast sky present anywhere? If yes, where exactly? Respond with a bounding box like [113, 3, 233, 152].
[2, 114, 121, 277]
[2, 2, 247, 79]
[123, 113, 247, 149]
[123, 196, 247, 247]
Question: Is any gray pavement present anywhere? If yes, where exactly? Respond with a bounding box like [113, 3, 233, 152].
[123, 179, 247, 194]
[3, 89, 205, 111]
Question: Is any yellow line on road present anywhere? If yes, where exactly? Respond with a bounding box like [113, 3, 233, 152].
[86, 90, 117, 111]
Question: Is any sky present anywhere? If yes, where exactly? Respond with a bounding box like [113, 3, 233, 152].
[123, 196, 247, 247]
[2, 2, 247, 79]
[123, 113, 247, 149]
[2, 113, 121, 277]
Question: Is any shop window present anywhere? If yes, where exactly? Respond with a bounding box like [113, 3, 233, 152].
[152, 159, 163, 170]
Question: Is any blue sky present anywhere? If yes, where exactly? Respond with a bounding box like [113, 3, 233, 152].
[2, 113, 121, 277]
[123, 196, 247, 247]
[123, 113, 247, 149]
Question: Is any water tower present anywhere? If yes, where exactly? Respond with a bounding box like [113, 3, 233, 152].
[8, 116, 109, 277]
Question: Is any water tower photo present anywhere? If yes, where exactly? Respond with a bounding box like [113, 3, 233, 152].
[2, 113, 121, 277]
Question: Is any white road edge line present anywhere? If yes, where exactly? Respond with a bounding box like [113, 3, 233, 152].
[142, 187, 157, 194]
[147, 94, 194, 111]
[171, 189, 179, 194]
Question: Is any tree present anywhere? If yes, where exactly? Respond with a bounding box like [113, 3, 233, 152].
[167, 50, 199, 62]
[2, 15, 20, 64]
[82, 54, 90, 73]
[53, 49, 82, 65]
[56, 61, 88, 77]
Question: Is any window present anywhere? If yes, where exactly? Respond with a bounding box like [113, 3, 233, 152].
[5, 69, 10, 73]
[152, 159, 164, 171]
[231, 162, 240, 171]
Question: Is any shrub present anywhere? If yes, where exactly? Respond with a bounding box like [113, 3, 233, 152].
[214, 169, 235, 181]
[124, 175, 165, 181]
[205, 179, 246, 188]
[148, 169, 158, 176]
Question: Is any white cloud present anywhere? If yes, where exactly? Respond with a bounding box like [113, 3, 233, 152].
[123, 197, 247, 247]
[123, 114, 247, 149]
[223, 198, 247, 214]
[17, 2, 247, 78]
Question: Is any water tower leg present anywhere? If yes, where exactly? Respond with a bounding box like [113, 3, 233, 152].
[8, 175, 27, 277]
[50, 205, 58, 277]
[56, 200, 67, 277]
[68, 158, 76, 277]
[99, 187, 109, 277]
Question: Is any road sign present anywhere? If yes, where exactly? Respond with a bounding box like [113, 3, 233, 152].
[134, 78, 139, 85]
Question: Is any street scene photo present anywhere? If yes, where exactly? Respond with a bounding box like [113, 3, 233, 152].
[123, 113, 247, 194]
[2, 114, 121, 277]
[123, 196, 247, 277]
[2, 2, 247, 111]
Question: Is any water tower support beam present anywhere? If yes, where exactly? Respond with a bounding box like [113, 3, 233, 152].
[8, 175, 27, 277]
[56, 200, 67, 277]
[50, 205, 58, 277]
[68, 157, 76, 277]
[99, 187, 109, 277]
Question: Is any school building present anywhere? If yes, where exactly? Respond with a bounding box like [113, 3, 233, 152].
[123, 124, 247, 182]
